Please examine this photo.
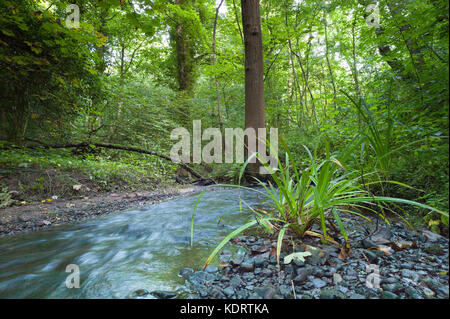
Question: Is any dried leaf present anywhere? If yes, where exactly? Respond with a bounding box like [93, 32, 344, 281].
[304, 230, 340, 246]
[391, 240, 417, 251]
[375, 245, 393, 255]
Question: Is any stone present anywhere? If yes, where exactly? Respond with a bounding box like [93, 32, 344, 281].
[205, 265, 219, 273]
[381, 291, 399, 299]
[178, 268, 195, 278]
[364, 250, 379, 263]
[236, 290, 248, 299]
[294, 267, 313, 284]
[333, 273, 343, 285]
[320, 288, 345, 299]
[150, 290, 177, 299]
[382, 283, 403, 293]
[188, 271, 215, 286]
[348, 293, 366, 299]
[279, 285, 293, 298]
[422, 287, 436, 298]
[223, 287, 235, 297]
[131, 289, 150, 297]
[254, 256, 266, 268]
[240, 262, 254, 272]
[362, 238, 377, 249]
[229, 276, 243, 288]
[293, 259, 305, 267]
[254, 286, 277, 299]
[312, 278, 327, 289]
[232, 255, 244, 266]
[405, 287, 422, 299]
[423, 244, 444, 255]
[401, 269, 420, 282]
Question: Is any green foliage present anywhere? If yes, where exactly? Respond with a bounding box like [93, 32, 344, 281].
[0, 0, 447, 238]
[202, 141, 448, 268]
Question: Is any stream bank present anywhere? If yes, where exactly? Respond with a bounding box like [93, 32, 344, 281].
[181, 217, 449, 299]
[0, 186, 203, 237]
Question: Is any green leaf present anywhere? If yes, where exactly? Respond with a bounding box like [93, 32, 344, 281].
[284, 252, 312, 264]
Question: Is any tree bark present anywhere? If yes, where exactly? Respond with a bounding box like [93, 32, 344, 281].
[241, 0, 266, 176]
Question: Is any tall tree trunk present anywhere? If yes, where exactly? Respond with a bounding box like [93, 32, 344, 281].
[241, 0, 266, 176]
[173, 0, 194, 127]
[213, 0, 225, 148]
[323, 13, 336, 110]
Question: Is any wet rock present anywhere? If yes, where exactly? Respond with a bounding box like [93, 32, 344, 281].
[232, 255, 244, 266]
[436, 286, 449, 298]
[381, 291, 399, 299]
[382, 283, 403, 293]
[312, 278, 327, 289]
[188, 271, 215, 286]
[423, 244, 444, 255]
[254, 256, 266, 268]
[209, 287, 225, 299]
[405, 287, 422, 299]
[150, 291, 177, 299]
[130, 289, 150, 297]
[401, 269, 420, 282]
[255, 286, 278, 299]
[333, 273, 343, 285]
[320, 288, 345, 299]
[279, 285, 293, 298]
[236, 289, 248, 299]
[293, 259, 305, 268]
[229, 276, 243, 288]
[337, 285, 349, 294]
[205, 265, 219, 273]
[400, 262, 414, 269]
[362, 238, 377, 249]
[364, 250, 379, 263]
[294, 267, 313, 284]
[223, 287, 235, 297]
[422, 287, 436, 298]
[240, 262, 254, 272]
[382, 277, 398, 285]
[348, 293, 366, 299]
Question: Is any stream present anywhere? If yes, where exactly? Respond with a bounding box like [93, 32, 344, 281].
[0, 188, 263, 298]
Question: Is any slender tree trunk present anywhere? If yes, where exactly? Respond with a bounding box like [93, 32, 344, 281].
[232, 0, 244, 46]
[324, 13, 336, 110]
[241, 0, 266, 176]
[350, 15, 362, 129]
[212, 0, 225, 148]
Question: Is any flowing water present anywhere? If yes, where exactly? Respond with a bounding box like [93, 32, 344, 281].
[0, 188, 264, 298]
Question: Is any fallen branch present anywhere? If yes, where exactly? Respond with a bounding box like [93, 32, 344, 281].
[23, 138, 211, 182]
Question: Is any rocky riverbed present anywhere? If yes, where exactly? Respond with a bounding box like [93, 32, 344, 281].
[179, 219, 449, 299]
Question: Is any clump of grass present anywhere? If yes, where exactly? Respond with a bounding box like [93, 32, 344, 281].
[201, 141, 448, 270]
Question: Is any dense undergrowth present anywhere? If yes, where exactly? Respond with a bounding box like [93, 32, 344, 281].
[0, 146, 178, 204]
